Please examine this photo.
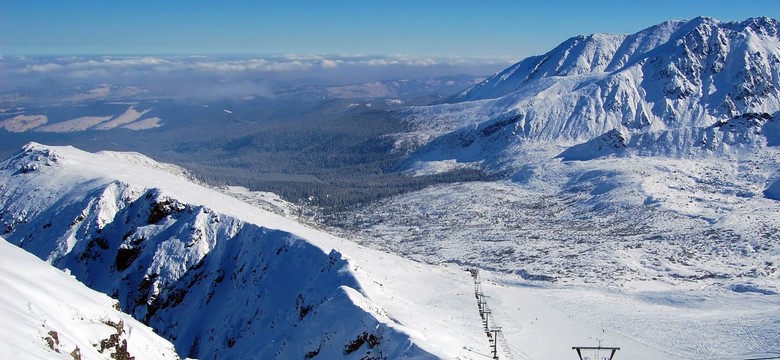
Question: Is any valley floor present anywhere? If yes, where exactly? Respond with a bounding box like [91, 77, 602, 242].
[323, 156, 780, 294]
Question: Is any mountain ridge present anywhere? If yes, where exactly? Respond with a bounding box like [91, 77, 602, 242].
[0, 142, 490, 359]
[454, 17, 780, 103]
[398, 16, 780, 178]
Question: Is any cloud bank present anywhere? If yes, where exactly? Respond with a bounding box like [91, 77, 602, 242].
[0, 55, 513, 101]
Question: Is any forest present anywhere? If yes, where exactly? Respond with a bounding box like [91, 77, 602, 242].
[0, 94, 492, 210]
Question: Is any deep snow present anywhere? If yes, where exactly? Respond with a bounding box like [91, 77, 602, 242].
[0, 235, 180, 360]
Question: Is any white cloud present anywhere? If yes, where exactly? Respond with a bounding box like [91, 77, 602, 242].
[363, 58, 398, 66]
[1, 54, 513, 98]
[343, 56, 440, 67]
[10, 55, 511, 78]
[24, 63, 62, 72]
[176, 58, 315, 72]
[97, 57, 169, 66]
[20, 57, 169, 73]
[320, 59, 340, 69]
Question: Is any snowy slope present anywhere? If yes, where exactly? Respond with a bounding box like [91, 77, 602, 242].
[0, 236, 180, 360]
[558, 111, 780, 160]
[0, 143, 491, 360]
[2, 144, 779, 359]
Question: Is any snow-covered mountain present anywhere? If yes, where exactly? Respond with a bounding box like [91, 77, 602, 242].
[384, 16, 780, 284]
[394, 18, 780, 232]
[402, 17, 780, 157]
[0, 143, 494, 359]
[0, 235, 180, 360]
[456, 17, 780, 108]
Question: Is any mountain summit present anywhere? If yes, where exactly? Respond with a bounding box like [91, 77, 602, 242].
[436, 17, 780, 142]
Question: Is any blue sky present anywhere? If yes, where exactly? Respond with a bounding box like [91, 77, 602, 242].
[1, 1, 779, 59]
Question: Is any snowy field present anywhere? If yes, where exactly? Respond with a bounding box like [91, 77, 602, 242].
[327, 160, 779, 293]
